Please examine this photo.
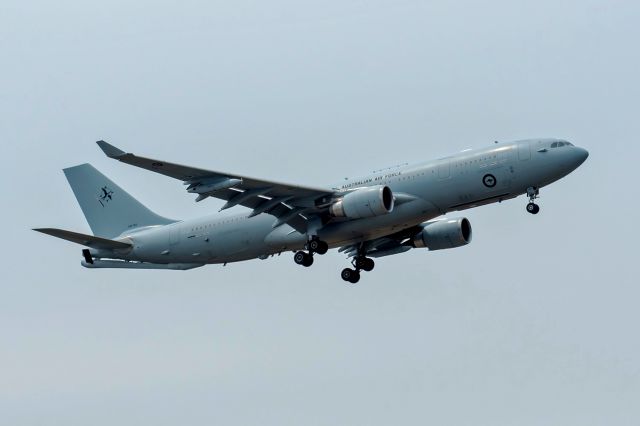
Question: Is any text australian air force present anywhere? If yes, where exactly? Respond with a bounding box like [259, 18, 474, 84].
[340, 172, 402, 190]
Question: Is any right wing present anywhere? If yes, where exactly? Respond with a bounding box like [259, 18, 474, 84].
[97, 141, 336, 233]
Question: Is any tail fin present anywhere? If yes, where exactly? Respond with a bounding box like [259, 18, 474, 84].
[63, 164, 174, 238]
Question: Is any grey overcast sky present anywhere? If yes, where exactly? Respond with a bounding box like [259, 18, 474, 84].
[1, 0, 639, 424]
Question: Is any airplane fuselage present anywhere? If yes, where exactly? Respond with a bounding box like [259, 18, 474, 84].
[88, 138, 588, 267]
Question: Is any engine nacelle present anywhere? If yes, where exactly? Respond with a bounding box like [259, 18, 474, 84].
[329, 185, 394, 219]
[413, 217, 472, 250]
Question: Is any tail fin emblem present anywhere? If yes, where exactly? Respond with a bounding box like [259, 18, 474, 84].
[98, 186, 114, 207]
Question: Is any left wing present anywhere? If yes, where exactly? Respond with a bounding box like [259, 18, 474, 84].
[97, 141, 336, 232]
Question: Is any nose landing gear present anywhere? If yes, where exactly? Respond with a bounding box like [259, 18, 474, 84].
[526, 202, 540, 214]
[526, 186, 540, 214]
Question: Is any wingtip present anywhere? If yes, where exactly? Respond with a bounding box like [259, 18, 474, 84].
[32, 228, 53, 235]
[96, 140, 126, 158]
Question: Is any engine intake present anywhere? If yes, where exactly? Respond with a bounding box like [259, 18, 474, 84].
[330, 185, 394, 219]
[413, 217, 472, 250]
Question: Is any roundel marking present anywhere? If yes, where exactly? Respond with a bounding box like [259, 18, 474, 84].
[483, 173, 497, 188]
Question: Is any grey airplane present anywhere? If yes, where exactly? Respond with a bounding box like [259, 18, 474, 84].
[34, 138, 588, 283]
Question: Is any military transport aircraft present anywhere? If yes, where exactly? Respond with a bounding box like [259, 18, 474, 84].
[34, 139, 588, 283]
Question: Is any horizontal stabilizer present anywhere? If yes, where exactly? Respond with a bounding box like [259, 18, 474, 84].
[96, 140, 126, 158]
[33, 228, 132, 250]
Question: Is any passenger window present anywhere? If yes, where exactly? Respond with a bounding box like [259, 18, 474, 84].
[551, 142, 558, 148]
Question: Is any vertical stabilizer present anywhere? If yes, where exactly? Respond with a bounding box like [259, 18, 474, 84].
[63, 164, 174, 238]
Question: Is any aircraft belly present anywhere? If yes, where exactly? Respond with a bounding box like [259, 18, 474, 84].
[264, 225, 307, 251]
[118, 217, 271, 264]
[209, 215, 275, 263]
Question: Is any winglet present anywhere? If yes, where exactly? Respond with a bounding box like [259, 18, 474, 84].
[96, 140, 126, 158]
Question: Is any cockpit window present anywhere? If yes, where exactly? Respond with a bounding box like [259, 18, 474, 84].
[551, 141, 573, 148]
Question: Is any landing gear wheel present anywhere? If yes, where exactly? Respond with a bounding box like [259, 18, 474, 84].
[308, 239, 329, 255]
[294, 251, 313, 267]
[294, 251, 306, 265]
[303, 255, 314, 267]
[354, 256, 375, 272]
[526, 202, 540, 215]
[315, 241, 329, 255]
[362, 258, 375, 272]
[341, 268, 360, 284]
[341, 268, 352, 282]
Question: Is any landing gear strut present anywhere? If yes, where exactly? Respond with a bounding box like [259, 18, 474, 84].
[293, 236, 328, 267]
[341, 255, 375, 284]
[526, 186, 540, 215]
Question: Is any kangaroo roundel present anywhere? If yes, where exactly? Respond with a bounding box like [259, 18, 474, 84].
[482, 174, 497, 188]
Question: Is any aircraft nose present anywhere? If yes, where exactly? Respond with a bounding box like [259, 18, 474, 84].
[565, 146, 589, 170]
[576, 147, 589, 163]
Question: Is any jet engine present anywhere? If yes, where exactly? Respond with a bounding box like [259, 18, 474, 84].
[412, 217, 472, 250]
[329, 185, 394, 219]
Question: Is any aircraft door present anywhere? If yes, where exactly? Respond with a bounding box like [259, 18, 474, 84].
[169, 223, 181, 246]
[518, 142, 531, 161]
[437, 160, 451, 180]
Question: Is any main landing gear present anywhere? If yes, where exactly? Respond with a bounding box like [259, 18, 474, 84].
[341, 256, 375, 284]
[526, 186, 541, 215]
[293, 237, 328, 268]
[293, 237, 375, 284]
